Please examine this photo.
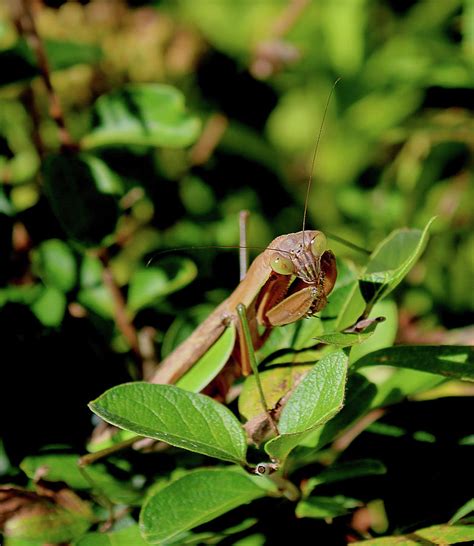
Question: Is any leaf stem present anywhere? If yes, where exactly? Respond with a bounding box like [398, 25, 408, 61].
[237, 303, 279, 436]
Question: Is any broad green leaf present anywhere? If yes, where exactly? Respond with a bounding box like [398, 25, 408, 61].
[354, 524, 474, 545]
[265, 350, 348, 461]
[177, 325, 236, 392]
[303, 459, 386, 496]
[75, 524, 148, 546]
[140, 469, 265, 544]
[292, 373, 376, 458]
[336, 219, 435, 329]
[238, 365, 312, 421]
[128, 257, 198, 312]
[82, 84, 201, 149]
[450, 498, 474, 524]
[20, 454, 141, 505]
[89, 383, 247, 464]
[353, 345, 474, 382]
[359, 218, 436, 310]
[31, 286, 66, 327]
[295, 495, 361, 519]
[33, 239, 77, 292]
[43, 154, 119, 246]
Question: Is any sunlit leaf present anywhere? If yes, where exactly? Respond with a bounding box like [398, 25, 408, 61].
[89, 383, 247, 464]
[265, 350, 348, 461]
[140, 469, 265, 544]
[82, 84, 201, 149]
[177, 325, 236, 393]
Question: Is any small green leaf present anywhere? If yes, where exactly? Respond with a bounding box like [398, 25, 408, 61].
[353, 524, 474, 545]
[450, 498, 474, 524]
[20, 454, 141, 505]
[77, 285, 114, 319]
[89, 383, 247, 464]
[33, 239, 76, 292]
[76, 524, 148, 546]
[128, 257, 197, 312]
[360, 217, 436, 310]
[336, 219, 435, 329]
[295, 495, 361, 519]
[31, 286, 66, 327]
[177, 325, 236, 392]
[140, 469, 265, 544]
[353, 345, 474, 382]
[82, 84, 201, 149]
[292, 373, 376, 457]
[43, 154, 119, 246]
[314, 330, 375, 347]
[265, 350, 348, 461]
[303, 459, 386, 496]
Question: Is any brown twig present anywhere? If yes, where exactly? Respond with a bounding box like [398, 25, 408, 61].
[332, 408, 386, 453]
[97, 250, 143, 372]
[189, 113, 228, 166]
[14, 0, 77, 152]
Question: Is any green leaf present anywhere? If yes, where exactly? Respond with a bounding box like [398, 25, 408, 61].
[353, 345, 474, 382]
[292, 373, 376, 458]
[43, 154, 119, 246]
[295, 495, 361, 519]
[140, 469, 265, 544]
[75, 524, 148, 546]
[353, 524, 474, 545]
[33, 239, 77, 292]
[177, 325, 236, 392]
[303, 459, 386, 496]
[20, 454, 141, 505]
[82, 84, 201, 149]
[128, 257, 198, 312]
[0, 39, 101, 86]
[77, 285, 114, 319]
[265, 350, 348, 461]
[314, 330, 375, 347]
[336, 219, 435, 329]
[31, 286, 66, 327]
[89, 383, 247, 464]
[359, 217, 436, 310]
[450, 498, 474, 524]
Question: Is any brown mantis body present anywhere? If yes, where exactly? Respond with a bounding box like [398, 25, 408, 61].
[150, 230, 337, 386]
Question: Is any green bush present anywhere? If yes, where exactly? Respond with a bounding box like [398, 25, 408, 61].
[0, 1, 472, 545]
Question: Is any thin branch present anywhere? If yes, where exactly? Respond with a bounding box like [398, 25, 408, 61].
[98, 249, 143, 372]
[15, 0, 77, 152]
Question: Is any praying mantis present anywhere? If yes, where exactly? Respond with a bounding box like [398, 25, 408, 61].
[150, 229, 337, 386]
[150, 82, 342, 392]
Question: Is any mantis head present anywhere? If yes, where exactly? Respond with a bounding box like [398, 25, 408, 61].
[268, 230, 337, 298]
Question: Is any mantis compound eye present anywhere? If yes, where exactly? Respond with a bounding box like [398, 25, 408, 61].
[310, 231, 327, 257]
[270, 255, 294, 275]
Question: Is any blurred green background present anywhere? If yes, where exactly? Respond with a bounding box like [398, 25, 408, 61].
[0, 0, 472, 464]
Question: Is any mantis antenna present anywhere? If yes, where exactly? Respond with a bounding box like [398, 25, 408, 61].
[301, 77, 341, 246]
